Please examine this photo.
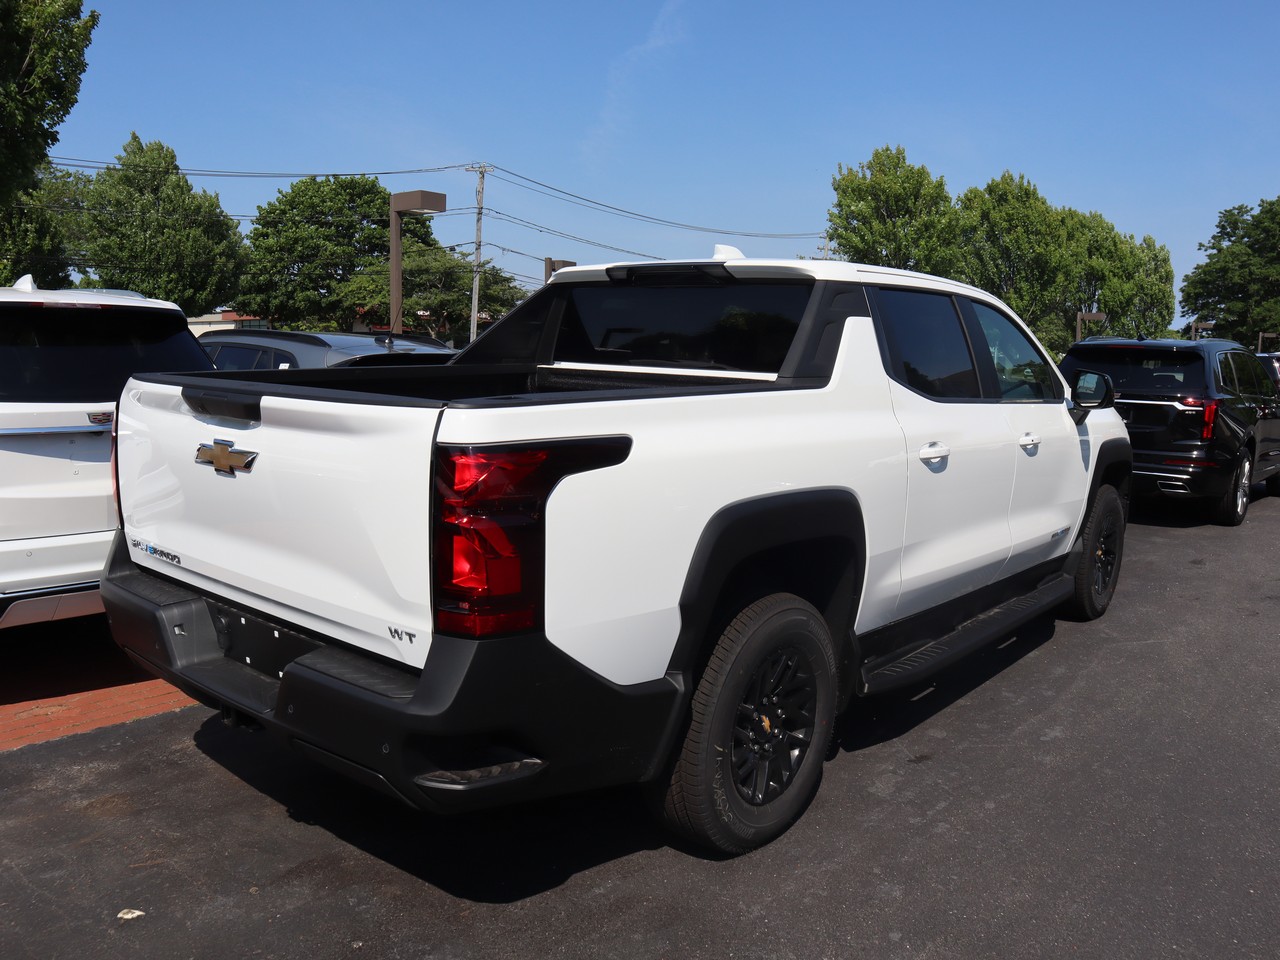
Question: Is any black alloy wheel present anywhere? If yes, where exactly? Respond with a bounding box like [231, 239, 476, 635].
[732, 647, 818, 806]
[661, 593, 836, 855]
[1068, 484, 1125, 620]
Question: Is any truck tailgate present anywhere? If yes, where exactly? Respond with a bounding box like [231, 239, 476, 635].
[116, 379, 440, 669]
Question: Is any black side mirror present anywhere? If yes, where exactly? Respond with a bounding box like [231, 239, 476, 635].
[1069, 369, 1115, 425]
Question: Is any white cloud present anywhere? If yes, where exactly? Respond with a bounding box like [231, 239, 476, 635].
[580, 0, 689, 166]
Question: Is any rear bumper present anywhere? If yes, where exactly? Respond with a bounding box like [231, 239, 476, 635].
[99, 531, 683, 813]
[1132, 455, 1232, 499]
[0, 581, 103, 630]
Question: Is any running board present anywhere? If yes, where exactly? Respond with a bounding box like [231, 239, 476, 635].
[862, 575, 1073, 695]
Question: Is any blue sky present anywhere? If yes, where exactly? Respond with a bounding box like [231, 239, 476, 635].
[51, 0, 1279, 306]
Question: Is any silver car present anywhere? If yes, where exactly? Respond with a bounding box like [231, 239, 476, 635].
[0, 276, 212, 629]
[199, 329, 455, 370]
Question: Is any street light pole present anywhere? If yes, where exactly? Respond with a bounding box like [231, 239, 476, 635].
[466, 164, 492, 344]
[389, 190, 446, 335]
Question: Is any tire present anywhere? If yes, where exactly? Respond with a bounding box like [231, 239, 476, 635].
[661, 594, 837, 855]
[1067, 485, 1125, 621]
[1266, 472, 1280, 497]
[1211, 452, 1252, 526]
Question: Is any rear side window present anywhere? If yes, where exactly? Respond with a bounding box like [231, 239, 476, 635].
[875, 288, 980, 399]
[1062, 347, 1206, 393]
[0, 305, 211, 402]
[1228, 352, 1272, 397]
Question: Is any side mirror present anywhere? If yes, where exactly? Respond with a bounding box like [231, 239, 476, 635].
[1069, 369, 1114, 425]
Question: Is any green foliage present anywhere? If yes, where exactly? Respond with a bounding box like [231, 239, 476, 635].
[238, 175, 434, 331]
[238, 176, 525, 340]
[0, 0, 98, 208]
[825, 149, 1176, 355]
[828, 145, 958, 275]
[0, 161, 90, 287]
[403, 242, 526, 343]
[955, 173, 1065, 336]
[1180, 198, 1280, 348]
[80, 134, 244, 315]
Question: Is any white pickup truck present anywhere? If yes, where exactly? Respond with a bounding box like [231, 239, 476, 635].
[102, 252, 1131, 854]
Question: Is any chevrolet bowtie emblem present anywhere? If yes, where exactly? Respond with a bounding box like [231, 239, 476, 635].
[195, 439, 258, 477]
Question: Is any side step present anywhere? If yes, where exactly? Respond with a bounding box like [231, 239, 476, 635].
[862, 575, 1073, 695]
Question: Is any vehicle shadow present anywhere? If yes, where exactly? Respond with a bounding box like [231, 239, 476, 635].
[190, 616, 1062, 899]
[0, 614, 151, 705]
[191, 716, 670, 903]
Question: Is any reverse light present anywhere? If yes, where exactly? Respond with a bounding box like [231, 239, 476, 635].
[432, 438, 631, 639]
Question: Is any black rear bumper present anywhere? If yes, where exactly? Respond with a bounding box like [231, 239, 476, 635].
[100, 531, 684, 813]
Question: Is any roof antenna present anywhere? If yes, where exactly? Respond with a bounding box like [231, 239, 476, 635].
[13, 274, 37, 292]
[711, 244, 744, 261]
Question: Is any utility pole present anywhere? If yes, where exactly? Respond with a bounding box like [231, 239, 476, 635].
[466, 164, 493, 344]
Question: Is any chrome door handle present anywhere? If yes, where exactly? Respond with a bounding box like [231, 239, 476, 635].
[919, 441, 951, 462]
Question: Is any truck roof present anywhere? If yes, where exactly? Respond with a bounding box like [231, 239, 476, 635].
[548, 255, 997, 301]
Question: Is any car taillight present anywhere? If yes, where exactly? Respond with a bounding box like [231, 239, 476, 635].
[432, 438, 631, 639]
[1183, 398, 1218, 440]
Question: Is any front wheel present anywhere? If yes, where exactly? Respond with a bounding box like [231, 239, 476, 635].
[661, 594, 837, 855]
[1067, 484, 1125, 621]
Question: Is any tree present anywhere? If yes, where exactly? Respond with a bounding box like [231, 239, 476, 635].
[0, 161, 90, 287]
[0, 0, 98, 208]
[827, 145, 959, 275]
[80, 134, 244, 315]
[331, 240, 527, 343]
[1180, 197, 1280, 348]
[238, 175, 434, 331]
[954, 172, 1068, 352]
[1056, 211, 1175, 342]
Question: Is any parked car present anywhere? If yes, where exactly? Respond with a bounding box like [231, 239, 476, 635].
[103, 252, 1130, 854]
[199, 328, 455, 370]
[0, 275, 212, 629]
[1257, 352, 1280, 388]
[1060, 337, 1280, 525]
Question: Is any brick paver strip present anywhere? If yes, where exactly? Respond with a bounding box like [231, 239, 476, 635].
[0, 679, 196, 751]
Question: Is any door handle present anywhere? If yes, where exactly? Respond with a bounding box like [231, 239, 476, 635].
[919, 441, 951, 462]
[1018, 433, 1042, 449]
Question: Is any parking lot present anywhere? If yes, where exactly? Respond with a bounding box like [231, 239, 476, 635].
[2, 496, 1279, 960]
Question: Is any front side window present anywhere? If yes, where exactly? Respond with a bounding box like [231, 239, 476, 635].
[969, 300, 1061, 401]
[875, 288, 980, 399]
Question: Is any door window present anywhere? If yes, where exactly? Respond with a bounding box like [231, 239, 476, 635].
[968, 300, 1062, 401]
[874, 289, 980, 399]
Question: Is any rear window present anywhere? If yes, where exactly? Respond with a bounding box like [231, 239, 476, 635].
[1062, 347, 1206, 393]
[0, 304, 212, 402]
[554, 282, 812, 372]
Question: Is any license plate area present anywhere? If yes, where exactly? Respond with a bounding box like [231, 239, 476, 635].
[208, 601, 321, 680]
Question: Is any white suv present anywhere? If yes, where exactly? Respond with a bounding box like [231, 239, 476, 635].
[0, 276, 212, 629]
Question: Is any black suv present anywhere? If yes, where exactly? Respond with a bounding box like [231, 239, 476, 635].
[1060, 338, 1280, 525]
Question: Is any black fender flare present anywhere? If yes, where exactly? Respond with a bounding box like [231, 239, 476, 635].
[665, 488, 866, 690]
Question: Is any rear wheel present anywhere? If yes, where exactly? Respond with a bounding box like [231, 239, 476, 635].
[661, 594, 836, 855]
[1067, 484, 1125, 621]
[1211, 452, 1252, 526]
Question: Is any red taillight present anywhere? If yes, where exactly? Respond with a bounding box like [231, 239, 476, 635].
[433, 438, 630, 639]
[1182, 397, 1218, 440]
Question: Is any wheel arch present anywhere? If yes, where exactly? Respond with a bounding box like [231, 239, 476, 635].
[1089, 435, 1133, 509]
[667, 489, 866, 704]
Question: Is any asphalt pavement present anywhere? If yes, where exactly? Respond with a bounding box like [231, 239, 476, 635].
[2, 494, 1279, 960]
